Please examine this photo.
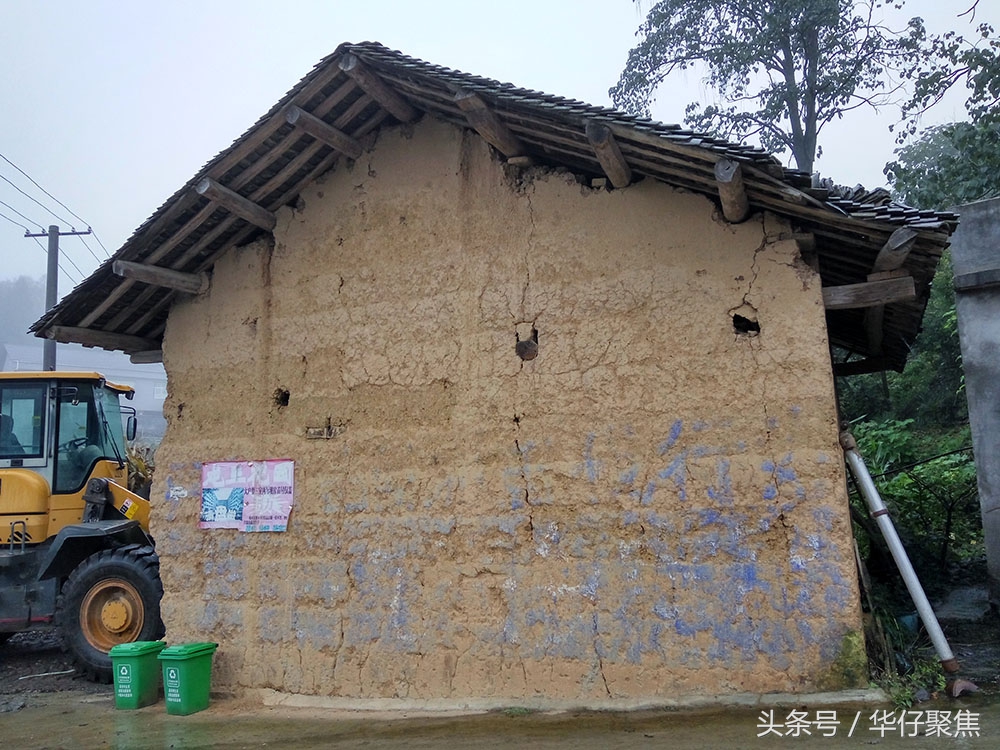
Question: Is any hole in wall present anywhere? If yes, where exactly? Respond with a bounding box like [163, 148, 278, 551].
[515, 328, 539, 361]
[273, 388, 290, 407]
[733, 314, 761, 335]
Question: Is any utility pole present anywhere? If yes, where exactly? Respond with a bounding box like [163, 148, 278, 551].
[24, 225, 92, 371]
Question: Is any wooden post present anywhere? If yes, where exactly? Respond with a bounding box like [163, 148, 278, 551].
[714, 158, 750, 223]
[195, 178, 276, 231]
[585, 122, 632, 188]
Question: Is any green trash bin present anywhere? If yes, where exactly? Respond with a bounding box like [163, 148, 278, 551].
[110, 640, 167, 709]
[158, 642, 219, 715]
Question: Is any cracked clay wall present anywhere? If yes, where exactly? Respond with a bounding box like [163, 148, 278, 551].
[154, 117, 863, 702]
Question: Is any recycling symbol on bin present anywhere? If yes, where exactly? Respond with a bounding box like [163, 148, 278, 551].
[168, 668, 178, 680]
[119, 665, 129, 676]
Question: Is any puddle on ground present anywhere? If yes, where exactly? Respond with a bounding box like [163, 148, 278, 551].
[4, 690, 1000, 749]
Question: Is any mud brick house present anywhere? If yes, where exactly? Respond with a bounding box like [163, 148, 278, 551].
[34, 43, 957, 705]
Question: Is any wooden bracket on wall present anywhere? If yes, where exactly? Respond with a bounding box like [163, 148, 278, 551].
[285, 105, 364, 160]
[859, 228, 919, 354]
[714, 158, 750, 223]
[113, 260, 209, 295]
[585, 122, 632, 188]
[339, 54, 418, 123]
[130, 350, 164, 365]
[195, 178, 276, 231]
[823, 275, 916, 310]
[872, 227, 919, 272]
[454, 89, 528, 161]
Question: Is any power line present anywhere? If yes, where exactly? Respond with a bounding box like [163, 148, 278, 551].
[29, 236, 79, 284]
[0, 199, 45, 231]
[868, 446, 975, 480]
[0, 151, 88, 227]
[31, 236, 86, 284]
[0, 172, 74, 228]
[87, 229, 112, 258]
[76, 234, 106, 265]
[1, 208, 33, 233]
[30, 235, 82, 281]
[0, 151, 111, 258]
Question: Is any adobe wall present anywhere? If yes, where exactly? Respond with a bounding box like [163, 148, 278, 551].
[154, 117, 864, 703]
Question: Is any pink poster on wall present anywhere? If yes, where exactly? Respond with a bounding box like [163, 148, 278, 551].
[199, 459, 295, 532]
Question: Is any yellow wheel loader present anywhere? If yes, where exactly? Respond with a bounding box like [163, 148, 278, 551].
[0, 372, 163, 682]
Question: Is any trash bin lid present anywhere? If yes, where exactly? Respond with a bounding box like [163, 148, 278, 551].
[110, 640, 167, 657]
[158, 642, 219, 660]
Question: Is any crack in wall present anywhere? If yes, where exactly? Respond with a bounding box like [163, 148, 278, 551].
[520, 188, 536, 318]
[728, 216, 769, 325]
[597, 655, 612, 697]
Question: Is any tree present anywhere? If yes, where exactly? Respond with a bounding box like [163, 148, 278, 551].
[885, 120, 1000, 209]
[903, 1, 1000, 137]
[611, 0, 925, 173]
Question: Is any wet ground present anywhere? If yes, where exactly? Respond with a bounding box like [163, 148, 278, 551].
[2, 589, 999, 749]
[2, 689, 999, 749]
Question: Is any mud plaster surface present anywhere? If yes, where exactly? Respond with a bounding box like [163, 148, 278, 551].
[153, 118, 862, 702]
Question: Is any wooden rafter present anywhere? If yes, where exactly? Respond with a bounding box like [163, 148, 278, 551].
[194, 178, 276, 231]
[43, 326, 158, 353]
[454, 89, 527, 159]
[113, 260, 209, 295]
[714, 158, 750, 223]
[339, 54, 417, 122]
[284, 105, 363, 160]
[585, 122, 631, 188]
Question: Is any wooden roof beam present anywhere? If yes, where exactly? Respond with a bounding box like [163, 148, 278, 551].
[339, 54, 417, 122]
[130, 350, 164, 365]
[195, 178, 276, 231]
[454, 89, 528, 160]
[113, 260, 209, 295]
[714, 158, 750, 223]
[585, 122, 632, 188]
[872, 227, 919, 272]
[284, 105, 363, 160]
[834, 357, 890, 377]
[823, 275, 916, 310]
[43, 326, 159, 353]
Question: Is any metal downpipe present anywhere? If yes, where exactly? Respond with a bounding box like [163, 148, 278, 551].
[840, 430, 960, 673]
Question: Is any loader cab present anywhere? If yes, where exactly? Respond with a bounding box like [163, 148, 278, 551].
[0, 372, 137, 543]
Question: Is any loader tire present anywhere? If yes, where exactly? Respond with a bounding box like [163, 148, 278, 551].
[56, 545, 164, 683]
